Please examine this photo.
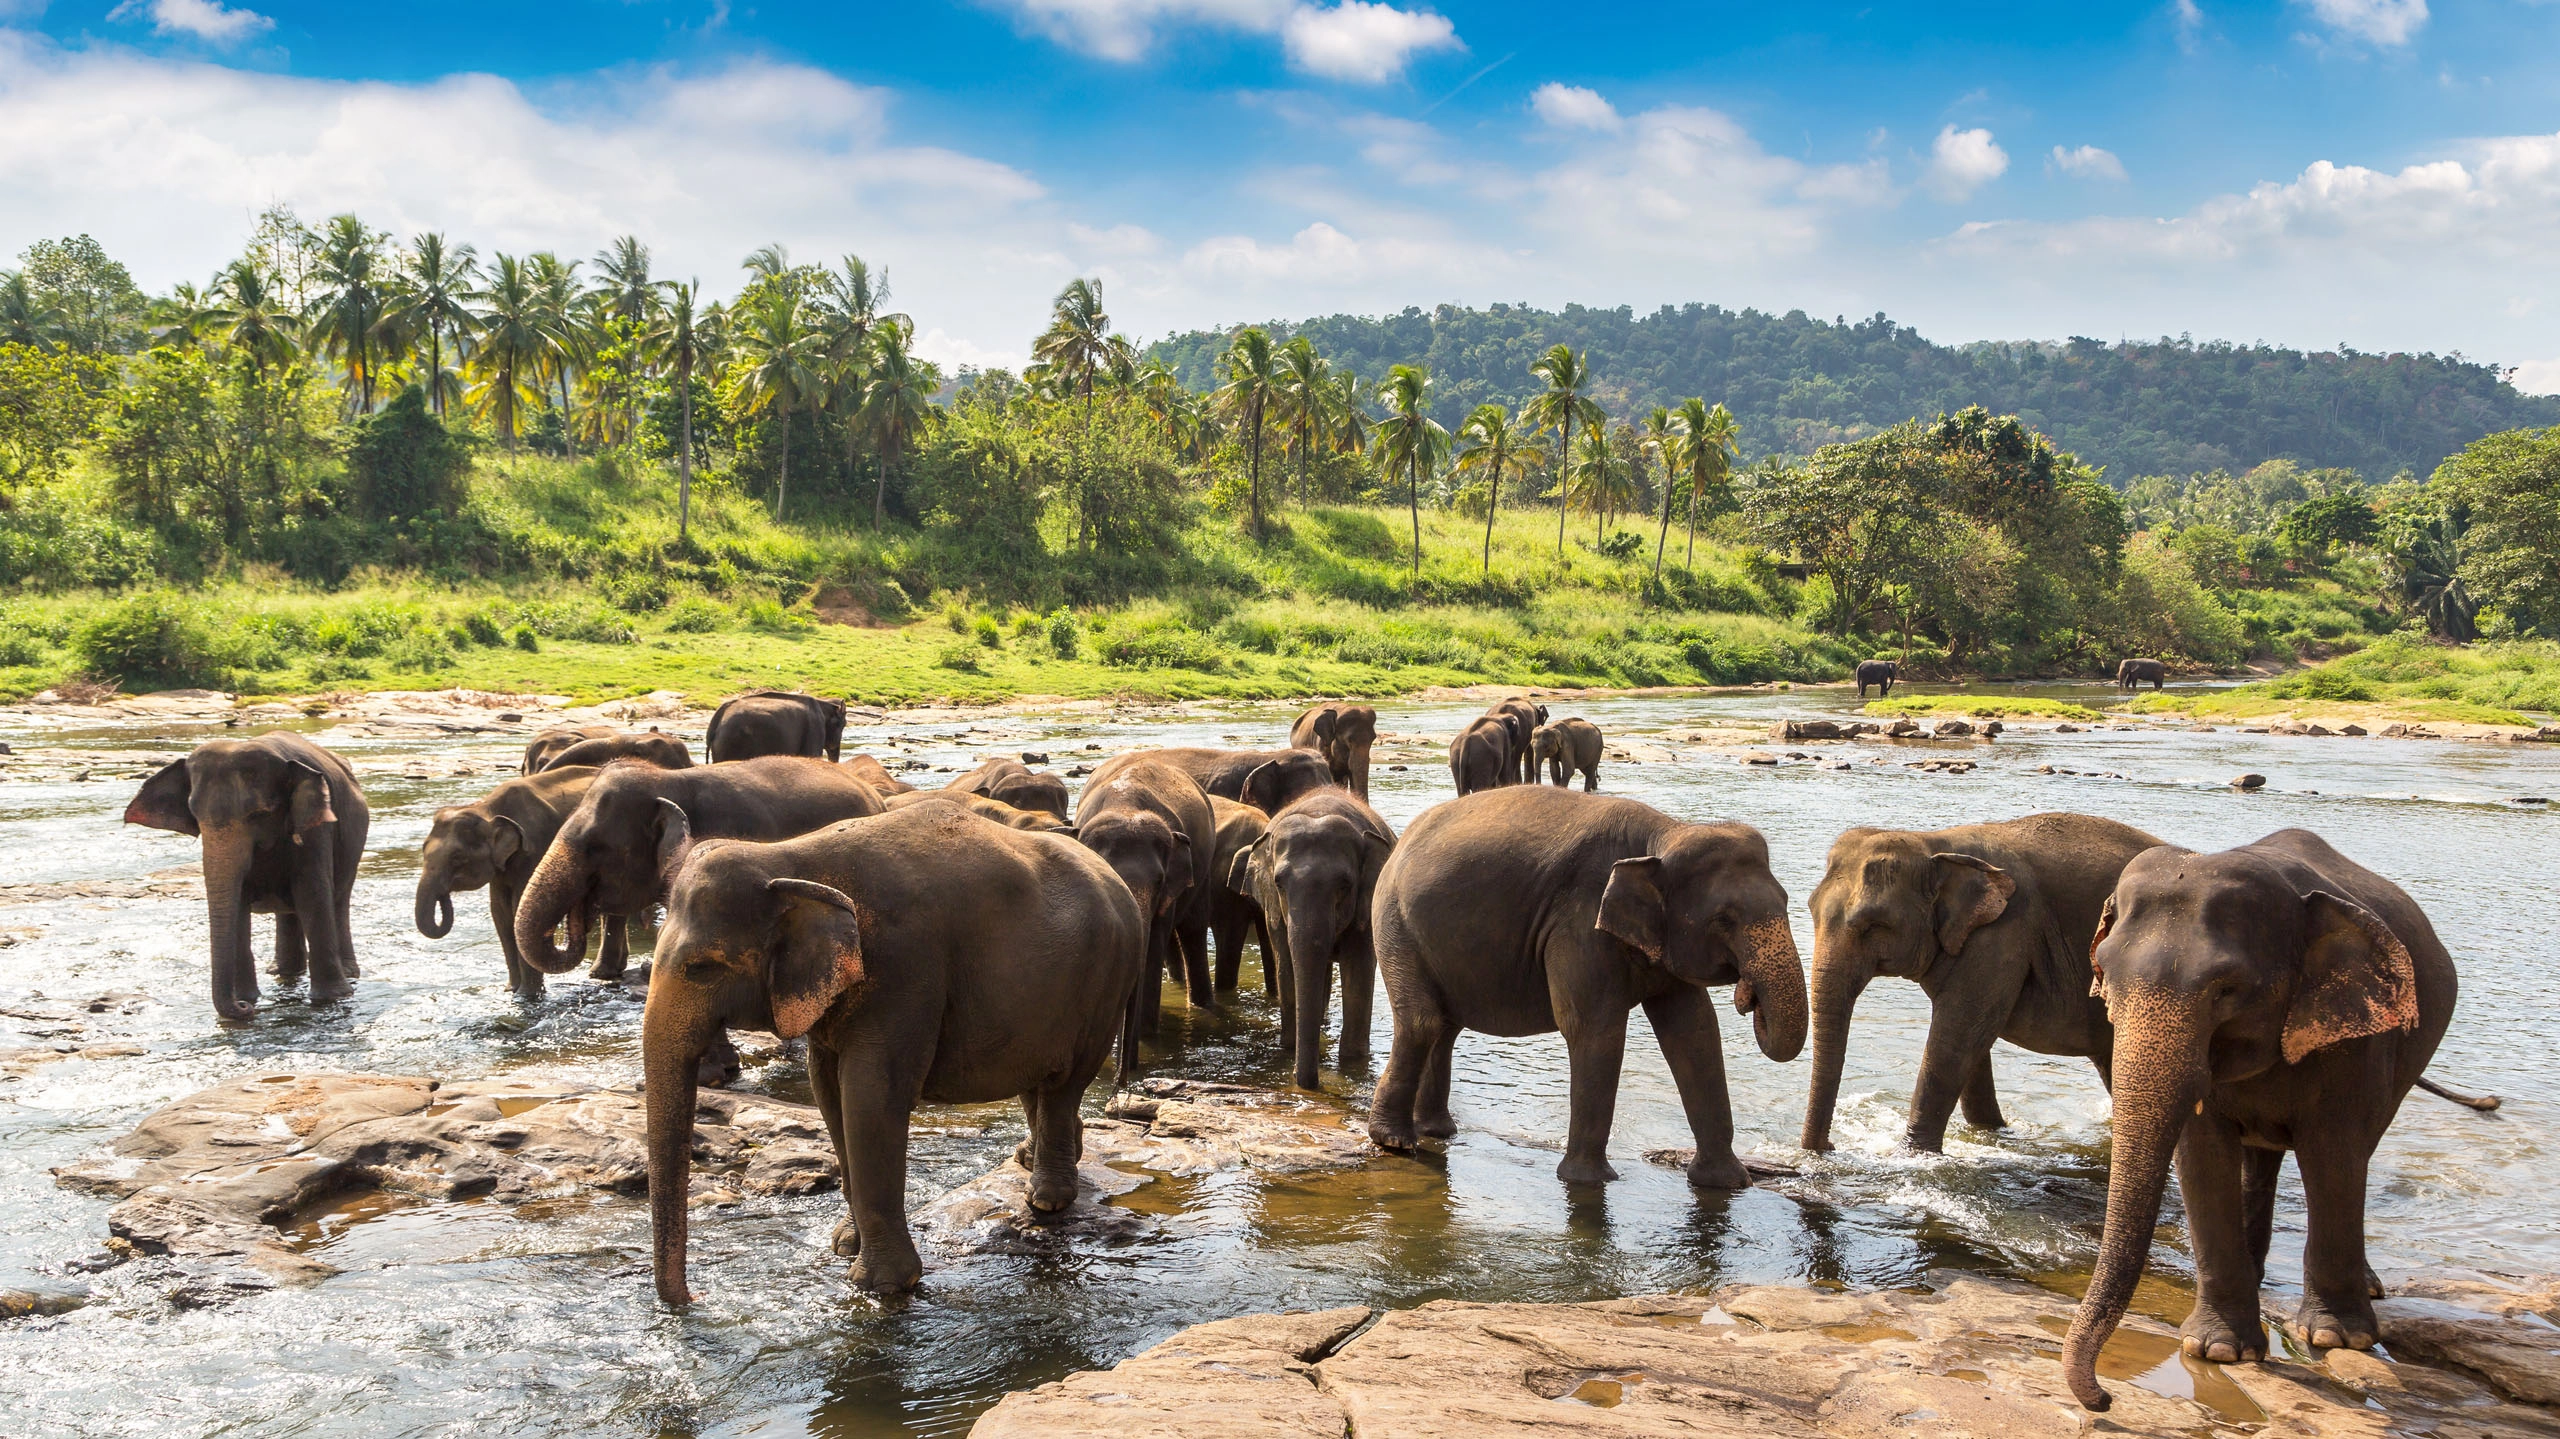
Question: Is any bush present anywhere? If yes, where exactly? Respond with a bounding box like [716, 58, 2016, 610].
[662, 596, 724, 633]
[602, 570, 670, 614]
[307, 655, 373, 682]
[972, 615, 1002, 649]
[1100, 624, 1227, 671]
[1047, 609, 1080, 659]
[740, 598, 810, 634]
[935, 642, 984, 672]
[1598, 530, 1645, 561]
[462, 610, 505, 646]
[346, 385, 471, 525]
[511, 626, 539, 652]
[73, 592, 223, 689]
[384, 631, 458, 673]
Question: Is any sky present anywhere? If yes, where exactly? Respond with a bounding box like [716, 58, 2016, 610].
[2, 1, 2557, 388]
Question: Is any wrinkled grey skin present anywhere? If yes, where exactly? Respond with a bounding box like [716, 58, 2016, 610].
[841, 754, 916, 797]
[1531, 718, 1603, 791]
[1074, 758, 1218, 1034]
[1089, 746, 1336, 816]
[2063, 829, 2455, 1412]
[2114, 658, 2167, 690]
[1290, 703, 1379, 799]
[415, 765, 635, 999]
[1369, 787, 1808, 1190]
[1799, 812, 2161, 1156]
[125, 733, 370, 1024]
[883, 788, 1073, 833]
[1855, 660, 1898, 699]
[704, 691, 846, 763]
[1206, 796, 1272, 995]
[542, 731, 692, 772]
[643, 804, 1144, 1302]
[1486, 698, 1548, 785]
[1447, 716, 1512, 796]
[945, 758, 1071, 823]
[523, 725, 619, 774]
[1232, 789, 1394, 1089]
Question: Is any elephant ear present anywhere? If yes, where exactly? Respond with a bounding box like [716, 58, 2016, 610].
[2284, 891, 2420, 1065]
[1243, 761, 1284, 813]
[2088, 896, 2119, 997]
[1357, 830, 1393, 900]
[654, 799, 693, 887]
[1596, 855, 1666, 961]
[287, 760, 338, 833]
[125, 758, 197, 835]
[1309, 710, 1338, 745]
[1929, 852, 2015, 957]
[490, 815, 526, 865]
[1226, 836, 1263, 897]
[763, 877, 866, 1040]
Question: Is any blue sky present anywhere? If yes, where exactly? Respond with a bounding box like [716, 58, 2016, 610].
[3, 1, 2557, 386]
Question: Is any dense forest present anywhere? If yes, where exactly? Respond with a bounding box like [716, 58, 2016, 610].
[1146, 304, 2560, 484]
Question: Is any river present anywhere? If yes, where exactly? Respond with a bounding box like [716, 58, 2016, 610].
[0, 685, 2548, 1435]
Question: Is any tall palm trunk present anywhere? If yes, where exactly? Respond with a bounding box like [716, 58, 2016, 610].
[2064, 1022, 2205, 1411]
[773, 408, 792, 521]
[1248, 403, 1265, 541]
[1408, 451, 1422, 580]
[1482, 451, 1502, 578]
[1555, 416, 1573, 558]
[560, 369, 577, 460]
[676, 360, 695, 544]
[1798, 944, 1873, 1152]
[1686, 487, 1698, 566]
[429, 324, 442, 417]
[645, 1003, 708, 1305]
[201, 828, 260, 1022]
[1653, 459, 1676, 583]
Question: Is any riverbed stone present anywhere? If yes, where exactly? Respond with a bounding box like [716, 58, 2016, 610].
[972, 1272, 2560, 1437]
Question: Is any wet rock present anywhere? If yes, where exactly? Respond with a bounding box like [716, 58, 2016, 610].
[2366, 1272, 2560, 1405]
[2053, 722, 2082, 733]
[2339, 724, 2367, 737]
[1884, 718, 1922, 738]
[0, 1284, 88, 1319]
[976, 1273, 2560, 1437]
[1738, 751, 1779, 766]
[1773, 720, 1847, 742]
[1930, 717, 1975, 738]
[2232, 773, 2267, 790]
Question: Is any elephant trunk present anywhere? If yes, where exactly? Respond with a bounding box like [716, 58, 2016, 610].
[201, 825, 259, 1023]
[1736, 916, 1808, 1063]
[413, 875, 455, 939]
[644, 1004, 707, 1305]
[512, 842, 595, 975]
[1799, 941, 1872, 1152]
[1286, 895, 1343, 1091]
[1347, 741, 1372, 800]
[2064, 1014, 2205, 1410]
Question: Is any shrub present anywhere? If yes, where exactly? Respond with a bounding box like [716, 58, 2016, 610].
[345, 385, 471, 524]
[1101, 624, 1227, 671]
[306, 655, 373, 682]
[936, 642, 984, 672]
[602, 570, 670, 614]
[1047, 609, 1080, 659]
[662, 596, 724, 633]
[384, 631, 458, 673]
[1598, 530, 1645, 561]
[73, 592, 222, 689]
[511, 626, 539, 652]
[740, 598, 810, 634]
[461, 610, 506, 646]
[0, 627, 46, 667]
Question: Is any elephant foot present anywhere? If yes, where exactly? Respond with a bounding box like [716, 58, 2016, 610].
[512, 980, 547, 1002]
[830, 1217, 862, 1257]
[1010, 1138, 1034, 1169]
[849, 1247, 923, 1294]
[2180, 1303, 2266, 1364]
[1415, 1111, 1458, 1141]
[2365, 1266, 2385, 1299]
[1026, 1172, 1078, 1216]
[1368, 1118, 1418, 1153]
[1555, 1154, 1619, 1185]
[1901, 1132, 1949, 1155]
[2292, 1295, 2379, 1352]
[1685, 1150, 1751, 1191]
[309, 980, 354, 1006]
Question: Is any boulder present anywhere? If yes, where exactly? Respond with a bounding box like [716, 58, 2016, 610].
[2232, 773, 2266, 790]
[1930, 718, 1975, 738]
[1773, 720, 1846, 742]
[1739, 752, 1779, 766]
[2339, 724, 2367, 737]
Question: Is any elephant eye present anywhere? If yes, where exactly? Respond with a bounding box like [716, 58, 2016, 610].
[683, 957, 725, 982]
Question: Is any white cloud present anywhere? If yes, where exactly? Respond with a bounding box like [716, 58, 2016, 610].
[110, 0, 274, 45]
[2050, 144, 2128, 181]
[2297, 0, 2427, 47]
[1530, 82, 1620, 133]
[1923, 124, 2008, 201]
[991, 0, 1457, 80]
[2172, 0, 2205, 49]
[2510, 358, 2560, 396]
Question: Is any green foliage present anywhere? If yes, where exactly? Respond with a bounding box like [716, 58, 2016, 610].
[344, 385, 470, 524]
[73, 592, 223, 688]
[0, 344, 109, 488]
[2433, 426, 2560, 636]
[1597, 530, 1644, 560]
[1047, 608, 1080, 659]
[935, 641, 983, 672]
[1867, 695, 2105, 720]
[662, 596, 723, 633]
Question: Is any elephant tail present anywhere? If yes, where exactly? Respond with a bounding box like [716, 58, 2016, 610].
[1115, 962, 1145, 1088]
[2415, 1074, 2501, 1112]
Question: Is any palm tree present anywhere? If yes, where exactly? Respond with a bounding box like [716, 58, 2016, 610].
[1275, 336, 1329, 504]
[1525, 344, 1602, 559]
[1667, 398, 1739, 568]
[198, 259, 303, 380]
[468, 253, 547, 450]
[1325, 369, 1371, 463]
[1371, 364, 1449, 580]
[1215, 327, 1282, 540]
[389, 234, 478, 418]
[860, 318, 937, 529]
[1454, 403, 1523, 578]
[527, 253, 586, 456]
[590, 236, 653, 323]
[1643, 405, 1679, 582]
[732, 285, 823, 520]
[1030, 277, 1135, 546]
[0, 269, 56, 349]
[816, 255, 904, 498]
[306, 214, 390, 416]
[1571, 423, 1612, 543]
[1133, 357, 1196, 454]
[646, 279, 711, 543]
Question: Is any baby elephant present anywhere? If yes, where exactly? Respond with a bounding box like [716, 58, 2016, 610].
[2063, 828, 2456, 1412]
[416, 766, 632, 998]
[1370, 787, 1807, 1189]
[1232, 789, 1394, 1089]
[1531, 718, 1603, 791]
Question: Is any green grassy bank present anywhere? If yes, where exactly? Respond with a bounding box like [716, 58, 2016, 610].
[2124, 637, 2560, 727]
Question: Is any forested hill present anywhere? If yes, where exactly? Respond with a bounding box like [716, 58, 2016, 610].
[1143, 304, 2560, 483]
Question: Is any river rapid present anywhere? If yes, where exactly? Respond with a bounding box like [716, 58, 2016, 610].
[0, 685, 2549, 1436]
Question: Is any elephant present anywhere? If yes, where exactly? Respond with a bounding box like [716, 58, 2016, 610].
[2063, 829, 2456, 1412]
[841, 753, 915, 797]
[643, 801, 1145, 1301]
[1446, 716, 1512, 796]
[543, 730, 692, 772]
[1231, 789, 1394, 1089]
[1073, 757, 1218, 1033]
[1368, 787, 1808, 1189]
[1531, 718, 1603, 791]
[882, 788, 1073, 833]
[523, 725, 618, 774]
[1486, 697, 1549, 784]
[123, 733, 370, 1023]
[415, 765, 643, 999]
[1206, 796, 1272, 995]
[1798, 813, 2163, 1155]
[705, 690, 846, 763]
[1855, 660, 1898, 699]
[1087, 746, 1335, 815]
[2115, 658, 2167, 691]
[944, 758, 1071, 822]
[1290, 702, 1380, 799]
[512, 756, 885, 979]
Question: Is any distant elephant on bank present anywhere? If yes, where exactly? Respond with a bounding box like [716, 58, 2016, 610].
[1369, 787, 1807, 1189]
[2115, 658, 2167, 691]
[1447, 716, 1512, 796]
[416, 765, 635, 999]
[1486, 698, 1549, 785]
[705, 690, 846, 763]
[1232, 788, 1394, 1089]
[1855, 660, 1898, 699]
[1799, 812, 2163, 1155]
[1290, 702, 1379, 799]
[124, 733, 370, 1023]
[643, 802, 1145, 1300]
[2064, 829, 2455, 1411]
[1532, 718, 1603, 791]
[944, 758, 1071, 822]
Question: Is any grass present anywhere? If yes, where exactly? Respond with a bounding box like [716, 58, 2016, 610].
[1864, 695, 2108, 721]
[2126, 636, 2560, 726]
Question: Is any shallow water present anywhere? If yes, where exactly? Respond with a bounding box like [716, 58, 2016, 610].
[0, 684, 2549, 1436]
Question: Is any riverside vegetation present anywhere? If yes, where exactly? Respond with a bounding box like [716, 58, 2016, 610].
[4, 217, 2558, 712]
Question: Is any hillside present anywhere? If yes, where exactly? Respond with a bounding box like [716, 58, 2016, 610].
[1144, 304, 2560, 483]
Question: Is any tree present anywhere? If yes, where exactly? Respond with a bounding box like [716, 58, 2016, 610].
[1215, 326, 1281, 540]
[2434, 426, 2560, 635]
[0, 270, 58, 349]
[1525, 344, 1601, 559]
[590, 236, 654, 324]
[198, 260, 304, 381]
[1742, 429, 1944, 634]
[1276, 335, 1329, 504]
[527, 252, 586, 456]
[388, 234, 478, 417]
[1666, 397, 1737, 567]
[1454, 402, 1522, 577]
[731, 285, 823, 520]
[345, 384, 469, 524]
[1643, 406, 1679, 581]
[1371, 364, 1448, 580]
[860, 319, 937, 529]
[0, 343, 106, 491]
[305, 216, 391, 416]
[17, 235, 145, 355]
[1030, 277, 1136, 547]
[468, 254, 546, 449]
[2379, 492, 2479, 640]
[647, 279, 711, 542]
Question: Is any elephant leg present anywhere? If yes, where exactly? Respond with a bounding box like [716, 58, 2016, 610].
[1269, 917, 1299, 1061]
[1023, 1082, 1084, 1216]
[1255, 913, 1277, 999]
[1139, 923, 1167, 1037]
[1580, 763, 1597, 793]
[835, 1058, 924, 1293]
[2175, 1113, 2267, 1363]
[1336, 929, 1376, 1072]
[807, 1037, 861, 1257]
[1958, 1052, 2007, 1132]
[1557, 1010, 1628, 1185]
[1367, 987, 1444, 1152]
[492, 885, 543, 1001]
[1178, 917, 1217, 1013]
[290, 831, 352, 1003]
[590, 916, 630, 983]
[2292, 1134, 2380, 1350]
[1414, 1025, 1460, 1140]
[273, 913, 307, 986]
[695, 1031, 741, 1088]
[1212, 916, 1242, 993]
[2241, 1144, 2283, 1289]
[1907, 997, 2007, 1152]
[1643, 984, 1746, 1190]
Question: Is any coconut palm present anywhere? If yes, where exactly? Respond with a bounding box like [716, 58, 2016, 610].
[527, 253, 586, 455]
[306, 214, 390, 416]
[1371, 364, 1449, 580]
[1643, 406, 1679, 581]
[468, 253, 547, 450]
[816, 255, 905, 495]
[0, 269, 57, 349]
[1454, 403, 1525, 578]
[1326, 369, 1371, 462]
[1215, 326, 1282, 540]
[731, 285, 823, 520]
[1133, 357, 1198, 455]
[388, 234, 479, 418]
[198, 259, 304, 380]
[860, 318, 937, 529]
[590, 236, 654, 323]
[1030, 277, 1135, 546]
[646, 279, 711, 542]
[1668, 397, 1739, 568]
[1275, 336, 1330, 505]
[1525, 344, 1603, 559]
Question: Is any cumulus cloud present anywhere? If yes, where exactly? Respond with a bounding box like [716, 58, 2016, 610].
[992, 0, 1456, 80]
[2510, 358, 2560, 396]
[110, 0, 273, 45]
[1530, 83, 1620, 132]
[1923, 124, 2008, 201]
[2050, 144, 2128, 181]
[2297, 0, 2427, 47]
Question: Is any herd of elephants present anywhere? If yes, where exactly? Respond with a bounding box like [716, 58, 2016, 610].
[113, 685, 2473, 1413]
